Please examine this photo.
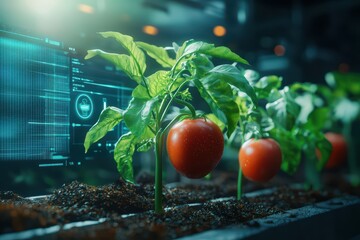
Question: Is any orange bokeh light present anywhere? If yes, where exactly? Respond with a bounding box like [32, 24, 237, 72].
[213, 25, 226, 37]
[78, 4, 94, 14]
[143, 25, 159, 36]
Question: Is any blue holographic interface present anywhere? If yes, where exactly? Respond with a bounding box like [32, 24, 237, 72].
[0, 30, 132, 167]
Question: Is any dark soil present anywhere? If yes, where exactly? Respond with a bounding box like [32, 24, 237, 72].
[0, 175, 352, 240]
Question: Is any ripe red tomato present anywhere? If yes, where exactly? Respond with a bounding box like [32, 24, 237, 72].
[239, 138, 282, 183]
[323, 132, 347, 169]
[166, 118, 224, 179]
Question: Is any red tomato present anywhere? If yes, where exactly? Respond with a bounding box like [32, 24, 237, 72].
[166, 118, 224, 179]
[239, 138, 282, 183]
[323, 132, 347, 169]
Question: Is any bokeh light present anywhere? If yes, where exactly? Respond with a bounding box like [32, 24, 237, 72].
[213, 25, 226, 37]
[274, 44, 286, 56]
[143, 25, 159, 36]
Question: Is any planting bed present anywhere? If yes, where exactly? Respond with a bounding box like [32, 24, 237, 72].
[1, 175, 359, 240]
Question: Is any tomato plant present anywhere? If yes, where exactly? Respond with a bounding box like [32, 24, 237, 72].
[239, 138, 282, 183]
[166, 118, 224, 179]
[83, 32, 257, 213]
[226, 73, 333, 196]
[323, 72, 360, 185]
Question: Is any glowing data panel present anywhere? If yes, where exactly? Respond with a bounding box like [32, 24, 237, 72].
[0, 37, 70, 160]
[0, 29, 134, 166]
[70, 56, 132, 151]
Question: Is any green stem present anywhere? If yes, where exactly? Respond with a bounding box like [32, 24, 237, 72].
[304, 146, 322, 190]
[170, 55, 187, 78]
[154, 131, 164, 213]
[162, 113, 188, 134]
[174, 98, 196, 118]
[237, 118, 245, 200]
[237, 168, 243, 200]
[168, 69, 185, 92]
[160, 80, 190, 122]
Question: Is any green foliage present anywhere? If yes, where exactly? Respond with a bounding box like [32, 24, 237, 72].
[136, 41, 175, 68]
[84, 32, 255, 182]
[325, 71, 360, 97]
[266, 87, 301, 130]
[254, 75, 282, 99]
[123, 97, 159, 138]
[227, 70, 334, 177]
[194, 77, 239, 137]
[114, 133, 137, 182]
[269, 128, 301, 174]
[84, 107, 123, 153]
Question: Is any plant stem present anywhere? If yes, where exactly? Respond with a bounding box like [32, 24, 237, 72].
[160, 80, 190, 122]
[170, 55, 186, 78]
[304, 146, 322, 190]
[237, 168, 243, 200]
[174, 98, 196, 118]
[237, 118, 245, 200]
[154, 131, 164, 213]
[162, 114, 188, 134]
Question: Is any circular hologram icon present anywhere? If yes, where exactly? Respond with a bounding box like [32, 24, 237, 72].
[75, 94, 94, 119]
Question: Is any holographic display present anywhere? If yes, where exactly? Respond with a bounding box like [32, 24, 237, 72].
[0, 30, 133, 167]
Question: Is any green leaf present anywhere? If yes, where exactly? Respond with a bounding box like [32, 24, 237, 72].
[85, 32, 147, 83]
[243, 69, 260, 84]
[183, 41, 213, 56]
[315, 133, 332, 170]
[189, 54, 214, 78]
[99, 32, 146, 75]
[194, 78, 239, 137]
[254, 75, 282, 99]
[181, 41, 249, 65]
[334, 98, 360, 124]
[132, 85, 151, 99]
[201, 46, 249, 65]
[244, 122, 261, 141]
[84, 107, 123, 153]
[290, 82, 317, 93]
[205, 113, 225, 131]
[305, 107, 330, 131]
[266, 87, 301, 130]
[84, 50, 143, 84]
[325, 72, 360, 97]
[260, 113, 275, 133]
[270, 128, 302, 174]
[147, 71, 172, 97]
[209, 65, 258, 105]
[136, 138, 154, 152]
[136, 41, 176, 68]
[124, 97, 159, 137]
[294, 93, 315, 124]
[172, 42, 180, 55]
[114, 132, 136, 183]
[175, 40, 192, 59]
[113, 126, 155, 182]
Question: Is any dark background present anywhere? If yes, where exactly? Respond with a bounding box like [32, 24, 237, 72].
[1, 0, 359, 82]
